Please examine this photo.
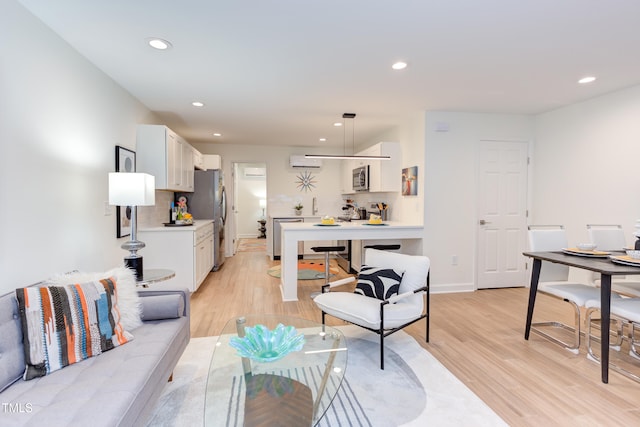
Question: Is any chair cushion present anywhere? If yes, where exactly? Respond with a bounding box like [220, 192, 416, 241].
[540, 283, 620, 307]
[354, 265, 404, 300]
[314, 292, 423, 330]
[15, 278, 133, 380]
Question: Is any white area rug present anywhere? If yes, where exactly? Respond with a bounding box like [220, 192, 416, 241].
[145, 326, 507, 427]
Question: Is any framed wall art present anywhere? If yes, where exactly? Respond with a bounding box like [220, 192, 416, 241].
[402, 166, 418, 196]
[115, 146, 135, 238]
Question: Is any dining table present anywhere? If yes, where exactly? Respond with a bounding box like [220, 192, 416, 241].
[522, 250, 640, 383]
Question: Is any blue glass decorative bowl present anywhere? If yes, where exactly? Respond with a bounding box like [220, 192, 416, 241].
[229, 323, 305, 362]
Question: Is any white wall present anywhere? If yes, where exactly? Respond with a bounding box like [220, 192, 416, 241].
[423, 112, 535, 292]
[0, 2, 156, 295]
[353, 111, 426, 226]
[533, 85, 640, 282]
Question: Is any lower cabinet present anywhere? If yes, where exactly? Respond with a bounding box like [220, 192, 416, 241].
[138, 221, 214, 292]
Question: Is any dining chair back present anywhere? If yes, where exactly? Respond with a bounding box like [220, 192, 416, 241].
[587, 224, 640, 296]
[527, 225, 571, 282]
[587, 224, 627, 251]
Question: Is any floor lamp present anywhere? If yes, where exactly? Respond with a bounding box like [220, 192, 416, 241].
[109, 172, 155, 280]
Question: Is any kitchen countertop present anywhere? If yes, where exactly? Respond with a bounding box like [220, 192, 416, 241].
[139, 219, 214, 232]
[278, 220, 423, 301]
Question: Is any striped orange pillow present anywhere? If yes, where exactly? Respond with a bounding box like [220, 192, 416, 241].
[15, 277, 133, 380]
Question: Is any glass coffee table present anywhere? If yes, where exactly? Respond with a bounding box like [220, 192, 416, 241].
[204, 315, 347, 426]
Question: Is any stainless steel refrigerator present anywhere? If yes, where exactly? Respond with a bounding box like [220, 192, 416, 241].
[177, 169, 227, 271]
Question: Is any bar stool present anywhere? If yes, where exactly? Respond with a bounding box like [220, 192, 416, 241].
[363, 244, 401, 251]
[310, 245, 345, 298]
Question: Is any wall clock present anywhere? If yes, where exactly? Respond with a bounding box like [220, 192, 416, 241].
[295, 170, 316, 192]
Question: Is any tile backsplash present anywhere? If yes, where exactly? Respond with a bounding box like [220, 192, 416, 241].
[138, 191, 174, 227]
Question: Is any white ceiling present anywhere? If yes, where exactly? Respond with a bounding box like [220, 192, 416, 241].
[18, 0, 640, 148]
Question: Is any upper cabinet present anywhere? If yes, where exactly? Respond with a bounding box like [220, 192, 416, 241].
[137, 124, 195, 192]
[203, 154, 222, 170]
[356, 142, 402, 193]
[193, 148, 204, 170]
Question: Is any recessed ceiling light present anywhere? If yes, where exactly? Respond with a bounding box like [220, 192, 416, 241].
[213, 133, 222, 137]
[147, 38, 172, 50]
[192, 101, 204, 107]
[319, 138, 327, 142]
[578, 76, 596, 84]
[392, 61, 408, 70]
[333, 122, 342, 127]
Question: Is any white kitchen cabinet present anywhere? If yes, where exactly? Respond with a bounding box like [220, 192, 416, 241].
[136, 124, 195, 192]
[180, 137, 195, 192]
[193, 148, 204, 170]
[203, 154, 222, 170]
[138, 221, 214, 292]
[356, 142, 402, 192]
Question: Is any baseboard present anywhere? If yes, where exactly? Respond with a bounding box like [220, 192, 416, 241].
[431, 282, 476, 294]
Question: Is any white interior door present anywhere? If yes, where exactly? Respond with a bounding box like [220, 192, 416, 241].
[476, 140, 528, 289]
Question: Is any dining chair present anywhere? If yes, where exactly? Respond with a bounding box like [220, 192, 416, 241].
[313, 248, 430, 369]
[585, 297, 640, 382]
[587, 224, 640, 297]
[528, 225, 610, 353]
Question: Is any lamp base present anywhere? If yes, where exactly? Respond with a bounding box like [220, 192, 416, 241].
[125, 256, 143, 280]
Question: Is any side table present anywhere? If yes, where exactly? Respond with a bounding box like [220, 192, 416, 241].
[257, 219, 267, 238]
[136, 268, 175, 288]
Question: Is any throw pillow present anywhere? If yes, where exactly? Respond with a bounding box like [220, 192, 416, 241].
[15, 278, 134, 380]
[47, 267, 142, 331]
[354, 265, 404, 300]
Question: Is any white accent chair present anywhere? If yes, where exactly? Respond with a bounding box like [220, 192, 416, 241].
[313, 248, 430, 369]
[587, 224, 640, 297]
[528, 225, 614, 354]
[586, 298, 640, 382]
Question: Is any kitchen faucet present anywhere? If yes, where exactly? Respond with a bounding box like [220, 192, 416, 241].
[312, 197, 318, 215]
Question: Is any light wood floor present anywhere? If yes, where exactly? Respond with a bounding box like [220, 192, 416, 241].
[190, 247, 640, 426]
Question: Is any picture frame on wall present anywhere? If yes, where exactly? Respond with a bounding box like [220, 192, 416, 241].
[115, 145, 135, 238]
[402, 166, 418, 196]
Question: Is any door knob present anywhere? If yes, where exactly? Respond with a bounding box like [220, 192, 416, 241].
[479, 219, 491, 225]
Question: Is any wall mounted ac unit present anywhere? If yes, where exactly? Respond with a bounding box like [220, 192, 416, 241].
[289, 155, 322, 168]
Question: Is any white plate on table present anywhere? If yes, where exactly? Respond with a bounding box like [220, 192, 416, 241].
[610, 255, 640, 267]
[313, 223, 340, 227]
[562, 248, 611, 258]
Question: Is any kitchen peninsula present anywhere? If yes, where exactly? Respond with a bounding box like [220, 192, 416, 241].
[279, 221, 423, 301]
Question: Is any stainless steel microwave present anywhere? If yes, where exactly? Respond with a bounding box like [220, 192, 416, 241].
[352, 165, 369, 191]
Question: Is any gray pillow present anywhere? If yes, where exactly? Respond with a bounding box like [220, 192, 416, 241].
[140, 294, 184, 320]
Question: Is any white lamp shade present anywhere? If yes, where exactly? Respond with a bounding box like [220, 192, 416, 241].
[259, 199, 267, 208]
[109, 173, 156, 206]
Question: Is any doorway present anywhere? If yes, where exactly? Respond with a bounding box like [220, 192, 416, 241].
[476, 140, 529, 289]
[231, 162, 267, 255]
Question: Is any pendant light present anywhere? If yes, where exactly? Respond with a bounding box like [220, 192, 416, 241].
[305, 113, 390, 160]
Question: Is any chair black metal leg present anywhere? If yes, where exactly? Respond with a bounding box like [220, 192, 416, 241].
[426, 273, 430, 342]
[380, 303, 385, 370]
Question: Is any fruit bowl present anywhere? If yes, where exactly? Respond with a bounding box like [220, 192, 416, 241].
[577, 243, 597, 251]
[626, 250, 640, 259]
[229, 324, 305, 362]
